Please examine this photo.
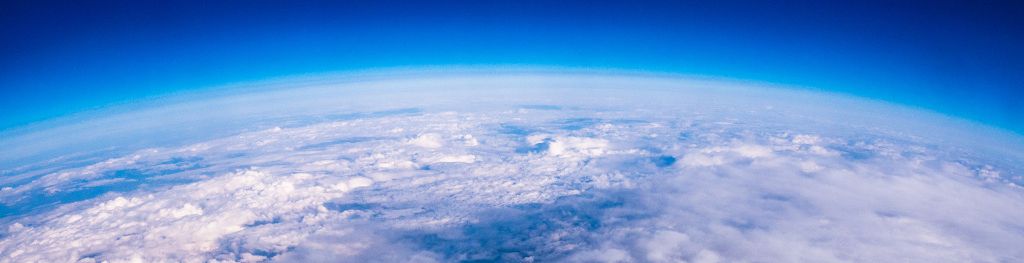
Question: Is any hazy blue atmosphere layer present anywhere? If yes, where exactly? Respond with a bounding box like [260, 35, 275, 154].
[2, 1, 1023, 132]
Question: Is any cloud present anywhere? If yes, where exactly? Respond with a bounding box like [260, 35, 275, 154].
[1, 74, 1023, 262]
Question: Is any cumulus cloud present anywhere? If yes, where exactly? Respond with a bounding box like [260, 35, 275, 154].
[1, 74, 1022, 262]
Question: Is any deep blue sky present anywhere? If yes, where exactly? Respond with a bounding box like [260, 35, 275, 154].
[2, 0, 1022, 132]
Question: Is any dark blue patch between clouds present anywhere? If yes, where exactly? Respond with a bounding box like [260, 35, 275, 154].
[651, 155, 677, 168]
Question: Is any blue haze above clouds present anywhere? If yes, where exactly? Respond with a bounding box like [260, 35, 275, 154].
[1, 0, 1023, 133]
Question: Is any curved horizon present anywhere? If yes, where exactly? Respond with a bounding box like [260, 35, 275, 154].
[2, 1, 1022, 133]
[2, 66, 1020, 134]
[3, 70, 1021, 172]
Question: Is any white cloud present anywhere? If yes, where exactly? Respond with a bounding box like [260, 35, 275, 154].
[408, 133, 444, 148]
[1, 73, 1022, 262]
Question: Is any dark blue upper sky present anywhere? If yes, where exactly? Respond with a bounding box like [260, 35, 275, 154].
[2, 0, 1022, 132]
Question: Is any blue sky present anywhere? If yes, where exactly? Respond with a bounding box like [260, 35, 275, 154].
[2, 0, 1022, 132]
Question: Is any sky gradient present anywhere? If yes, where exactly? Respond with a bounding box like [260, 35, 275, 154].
[2, 0, 1022, 132]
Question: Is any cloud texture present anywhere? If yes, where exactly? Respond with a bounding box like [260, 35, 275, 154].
[0, 74, 1022, 262]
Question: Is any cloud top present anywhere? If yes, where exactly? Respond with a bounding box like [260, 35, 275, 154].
[0, 73, 1022, 262]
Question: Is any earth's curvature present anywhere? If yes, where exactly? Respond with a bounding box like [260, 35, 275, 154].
[1, 72, 1023, 262]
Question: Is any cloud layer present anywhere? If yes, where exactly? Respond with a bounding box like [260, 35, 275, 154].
[1, 74, 1022, 262]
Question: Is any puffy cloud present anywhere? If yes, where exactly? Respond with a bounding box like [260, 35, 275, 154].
[1, 74, 1023, 262]
[408, 133, 445, 149]
[1, 169, 377, 262]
